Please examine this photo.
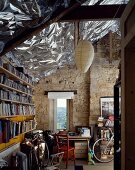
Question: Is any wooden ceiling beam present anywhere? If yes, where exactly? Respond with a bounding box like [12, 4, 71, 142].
[74, 21, 80, 49]
[0, 0, 87, 57]
[59, 4, 127, 22]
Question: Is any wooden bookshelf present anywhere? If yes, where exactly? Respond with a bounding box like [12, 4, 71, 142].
[0, 125, 36, 150]
[0, 137, 22, 151]
[0, 66, 33, 88]
[0, 83, 32, 96]
[2, 57, 13, 66]
[0, 128, 36, 151]
[0, 98, 34, 105]
[0, 115, 35, 121]
[0, 115, 35, 118]
[0, 58, 36, 153]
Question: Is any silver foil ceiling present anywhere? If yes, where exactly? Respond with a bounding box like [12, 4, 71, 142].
[0, 0, 74, 52]
[0, 0, 129, 80]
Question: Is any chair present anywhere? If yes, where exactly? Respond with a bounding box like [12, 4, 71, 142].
[45, 152, 64, 170]
[55, 134, 75, 169]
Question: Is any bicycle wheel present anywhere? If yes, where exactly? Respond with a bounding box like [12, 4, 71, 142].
[93, 138, 114, 163]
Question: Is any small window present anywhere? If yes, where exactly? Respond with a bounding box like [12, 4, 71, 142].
[56, 99, 68, 130]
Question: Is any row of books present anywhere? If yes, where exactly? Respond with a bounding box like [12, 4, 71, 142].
[0, 59, 33, 85]
[24, 120, 36, 132]
[0, 119, 36, 143]
[0, 74, 32, 95]
[0, 89, 33, 103]
[0, 102, 35, 116]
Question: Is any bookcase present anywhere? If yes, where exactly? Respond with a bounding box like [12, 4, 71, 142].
[0, 57, 36, 151]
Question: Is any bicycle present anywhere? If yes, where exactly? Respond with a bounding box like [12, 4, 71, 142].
[23, 130, 64, 170]
[92, 128, 114, 163]
[24, 130, 49, 170]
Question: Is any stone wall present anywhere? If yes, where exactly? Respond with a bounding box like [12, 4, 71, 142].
[34, 32, 121, 130]
[89, 32, 120, 125]
[34, 67, 90, 131]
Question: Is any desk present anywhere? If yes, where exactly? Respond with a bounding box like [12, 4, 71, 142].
[68, 136, 90, 159]
[58, 135, 90, 141]
[68, 136, 90, 141]
[56, 134, 90, 159]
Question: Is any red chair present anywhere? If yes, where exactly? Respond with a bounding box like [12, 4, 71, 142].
[55, 134, 75, 169]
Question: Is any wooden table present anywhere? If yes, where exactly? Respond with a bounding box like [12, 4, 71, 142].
[58, 135, 90, 141]
[68, 135, 90, 141]
[57, 135, 91, 159]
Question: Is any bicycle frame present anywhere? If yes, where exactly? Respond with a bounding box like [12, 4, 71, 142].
[93, 127, 114, 163]
[103, 128, 114, 153]
[104, 135, 114, 155]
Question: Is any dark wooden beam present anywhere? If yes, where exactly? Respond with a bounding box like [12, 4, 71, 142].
[74, 21, 80, 49]
[0, 0, 87, 57]
[59, 4, 127, 22]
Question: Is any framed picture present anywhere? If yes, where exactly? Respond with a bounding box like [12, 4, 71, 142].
[100, 96, 114, 118]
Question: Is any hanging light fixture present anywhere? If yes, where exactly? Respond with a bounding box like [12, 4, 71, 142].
[75, 40, 94, 73]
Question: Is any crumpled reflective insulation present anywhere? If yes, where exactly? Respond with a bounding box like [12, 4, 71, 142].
[0, 0, 72, 52]
[14, 22, 75, 80]
[0, 0, 129, 80]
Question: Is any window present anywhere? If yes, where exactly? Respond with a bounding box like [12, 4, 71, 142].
[48, 92, 74, 132]
[56, 99, 68, 130]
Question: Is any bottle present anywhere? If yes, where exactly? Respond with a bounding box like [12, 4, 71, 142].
[88, 148, 95, 165]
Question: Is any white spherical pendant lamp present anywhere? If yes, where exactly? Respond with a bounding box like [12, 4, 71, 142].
[75, 40, 94, 73]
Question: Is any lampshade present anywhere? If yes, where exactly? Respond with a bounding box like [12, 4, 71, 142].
[75, 40, 94, 73]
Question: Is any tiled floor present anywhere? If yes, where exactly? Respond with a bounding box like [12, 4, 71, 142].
[83, 161, 113, 170]
[60, 160, 113, 170]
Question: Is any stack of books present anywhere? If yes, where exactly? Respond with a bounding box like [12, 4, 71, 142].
[0, 74, 33, 95]
[0, 119, 36, 143]
[0, 102, 35, 116]
[3, 63, 33, 85]
[0, 89, 33, 103]
[97, 117, 104, 127]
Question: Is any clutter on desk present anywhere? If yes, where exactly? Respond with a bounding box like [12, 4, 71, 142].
[105, 115, 114, 127]
[97, 116, 104, 127]
[75, 126, 91, 137]
[81, 128, 91, 137]
[68, 132, 77, 136]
